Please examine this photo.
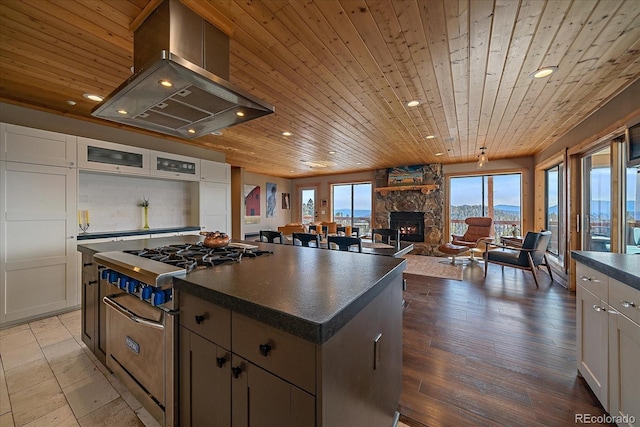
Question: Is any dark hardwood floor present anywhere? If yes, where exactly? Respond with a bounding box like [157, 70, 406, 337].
[398, 260, 613, 427]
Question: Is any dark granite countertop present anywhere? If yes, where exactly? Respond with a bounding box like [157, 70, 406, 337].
[78, 236, 406, 344]
[572, 251, 640, 291]
[77, 226, 201, 240]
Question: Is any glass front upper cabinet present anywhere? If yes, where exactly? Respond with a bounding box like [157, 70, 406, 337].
[77, 137, 149, 175]
[149, 151, 200, 181]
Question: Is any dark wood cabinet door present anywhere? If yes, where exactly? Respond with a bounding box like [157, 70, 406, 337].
[231, 355, 314, 427]
[180, 327, 231, 427]
[81, 253, 97, 351]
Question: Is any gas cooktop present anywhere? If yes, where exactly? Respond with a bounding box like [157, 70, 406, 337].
[122, 243, 273, 273]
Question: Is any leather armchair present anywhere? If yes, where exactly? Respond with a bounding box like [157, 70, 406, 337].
[438, 217, 493, 264]
[483, 230, 553, 287]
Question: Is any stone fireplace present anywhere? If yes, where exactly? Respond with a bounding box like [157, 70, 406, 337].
[373, 164, 444, 255]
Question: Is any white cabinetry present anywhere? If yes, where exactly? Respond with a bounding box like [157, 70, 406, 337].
[576, 262, 640, 425]
[150, 151, 200, 181]
[576, 264, 609, 409]
[200, 159, 230, 183]
[0, 160, 77, 325]
[0, 123, 76, 168]
[608, 279, 640, 426]
[78, 137, 149, 175]
[199, 161, 231, 234]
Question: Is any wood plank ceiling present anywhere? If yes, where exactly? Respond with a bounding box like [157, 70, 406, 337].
[1, 0, 639, 178]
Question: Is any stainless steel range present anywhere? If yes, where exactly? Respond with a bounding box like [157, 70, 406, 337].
[94, 243, 271, 427]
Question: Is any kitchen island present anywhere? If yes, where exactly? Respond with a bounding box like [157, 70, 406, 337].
[78, 235, 405, 427]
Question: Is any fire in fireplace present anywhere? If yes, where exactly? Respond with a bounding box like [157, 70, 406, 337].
[390, 212, 425, 242]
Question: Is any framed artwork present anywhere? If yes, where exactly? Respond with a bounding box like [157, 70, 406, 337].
[282, 193, 290, 209]
[266, 182, 277, 217]
[244, 184, 260, 224]
[387, 165, 424, 186]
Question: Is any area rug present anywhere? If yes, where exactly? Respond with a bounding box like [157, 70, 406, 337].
[401, 254, 463, 281]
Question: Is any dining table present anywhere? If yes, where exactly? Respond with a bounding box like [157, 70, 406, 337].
[278, 236, 414, 257]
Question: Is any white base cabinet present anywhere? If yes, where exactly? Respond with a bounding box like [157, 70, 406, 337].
[576, 262, 640, 426]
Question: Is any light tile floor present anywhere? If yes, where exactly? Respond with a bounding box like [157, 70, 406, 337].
[0, 310, 159, 427]
[1, 310, 415, 427]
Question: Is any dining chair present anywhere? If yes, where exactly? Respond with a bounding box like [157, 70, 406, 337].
[351, 227, 360, 237]
[483, 230, 553, 287]
[259, 230, 284, 244]
[327, 236, 362, 252]
[292, 232, 321, 248]
[371, 228, 400, 245]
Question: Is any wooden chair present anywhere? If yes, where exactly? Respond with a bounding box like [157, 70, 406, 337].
[371, 228, 400, 245]
[259, 230, 284, 244]
[327, 235, 362, 252]
[292, 232, 321, 248]
[483, 230, 553, 287]
[351, 227, 360, 237]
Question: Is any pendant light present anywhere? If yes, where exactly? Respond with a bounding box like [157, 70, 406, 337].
[477, 147, 488, 169]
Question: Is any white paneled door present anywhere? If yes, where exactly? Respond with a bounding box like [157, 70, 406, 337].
[0, 161, 77, 324]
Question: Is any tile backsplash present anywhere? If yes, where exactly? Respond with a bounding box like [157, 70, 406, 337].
[78, 172, 195, 232]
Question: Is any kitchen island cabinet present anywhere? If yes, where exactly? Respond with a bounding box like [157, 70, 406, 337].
[572, 251, 640, 426]
[78, 236, 405, 427]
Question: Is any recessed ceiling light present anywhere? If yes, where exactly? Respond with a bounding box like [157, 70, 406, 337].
[211, 131, 222, 136]
[406, 100, 420, 107]
[426, 135, 435, 139]
[356, 162, 362, 165]
[236, 111, 245, 117]
[66, 100, 76, 106]
[117, 109, 128, 115]
[187, 129, 196, 134]
[83, 93, 103, 102]
[328, 150, 336, 154]
[159, 80, 173, 87]
[435, 152, 444, 156]
[282, 131, 292, 136]
[530, 66, 558, 79]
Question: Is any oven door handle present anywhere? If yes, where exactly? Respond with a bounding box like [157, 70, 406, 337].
[103, 294, 165, 330]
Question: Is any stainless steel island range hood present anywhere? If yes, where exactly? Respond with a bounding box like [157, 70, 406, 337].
[92, 0, 274, 139]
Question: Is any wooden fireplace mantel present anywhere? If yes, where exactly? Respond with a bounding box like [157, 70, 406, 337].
[374, 184, 439, 196]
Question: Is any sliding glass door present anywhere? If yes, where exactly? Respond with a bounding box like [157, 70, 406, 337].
[582, 147, 611, 252]
[332, 182, 372, 235]
[545, 164, 564, 261]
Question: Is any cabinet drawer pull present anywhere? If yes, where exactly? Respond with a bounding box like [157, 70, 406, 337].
[231, 366, 243, 378]
[592, 305, 607, 313]
[195, 314, 206, 324]
[83, 262, 93, 267]
[216, 357, 227, 368]
[259, 343, 272, 357]
[88, 280, 97, 286]
[620, 300, 637, 308]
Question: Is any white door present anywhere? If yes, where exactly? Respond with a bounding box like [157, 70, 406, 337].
[299, 186, 318, 225]
[1, 161, 77, 324]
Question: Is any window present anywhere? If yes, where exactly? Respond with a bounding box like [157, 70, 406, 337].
[332, 182, 372, 235]
[449, 173, 521, 239]
[625, 164, 640, 254]
[545, 164, 564, 261]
